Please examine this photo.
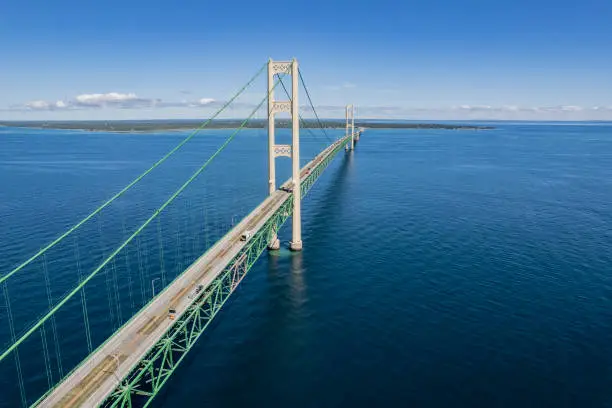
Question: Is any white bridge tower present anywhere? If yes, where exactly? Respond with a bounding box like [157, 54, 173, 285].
[267, 58, 303, 251]
[345, 104, 355, 150]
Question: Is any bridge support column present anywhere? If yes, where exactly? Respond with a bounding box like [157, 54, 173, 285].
[267, 59, 276, 197]
[267, 59, 280, 250]
[289, 58, 303, 251]
[268, 235, 280, 250]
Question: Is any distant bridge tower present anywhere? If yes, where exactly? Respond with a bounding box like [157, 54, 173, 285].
[267, 58, 302, 251]
[354, 106, 360, 142]
[345, 104, 355, 150]
[351, 105, 355, 146]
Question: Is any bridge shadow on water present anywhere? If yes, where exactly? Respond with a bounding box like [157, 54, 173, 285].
[303, 149, 355, 244]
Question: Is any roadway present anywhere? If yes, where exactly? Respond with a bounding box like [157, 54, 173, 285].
[38, 134, 352, 407]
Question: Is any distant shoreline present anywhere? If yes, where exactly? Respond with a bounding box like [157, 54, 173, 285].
[0, 119, 494, 132]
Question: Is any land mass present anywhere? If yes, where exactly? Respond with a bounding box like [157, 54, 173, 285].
[0, 119, 494, 132]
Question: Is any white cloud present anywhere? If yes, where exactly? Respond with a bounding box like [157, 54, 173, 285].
[456, 105, 493, 111]
[6, 96, 612, 121]
[535, 105, 583, 112]
[501, 105, 520, 112]
[15, 92, 217, 111]
[560, 105, 583, 112]
[447, 105, 605, 115]
[75, 92, 140, 106]
[25, 100, 69, 110]
[305, 104, 612, 121]
[197, 98, 215, 105]
[325, 82, 357, 91]
[26, 100, 52, 110]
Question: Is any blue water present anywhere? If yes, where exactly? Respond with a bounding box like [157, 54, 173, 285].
[1, 123, 612, 407]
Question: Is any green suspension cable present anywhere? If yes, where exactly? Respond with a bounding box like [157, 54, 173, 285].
[183, 199, 191, 268]
[174, 218, 182, 280]
[194, 200, 202, 257]
[0, 63, 267, 287]
[190, 199, 198, 258]
[0, 78, 280, 365]
[99, 217, 117, 331]
[136, 235, 147, 307]
[42, 254, 63, 378]
[74, 237, 93, 353]
[201, 196, 208, 252]
[142, 226, 152, 297]
[40, 323, 53, 389]
[157, 218, 166, 288]
[39, 258, 53, 389]
[111, 258, 122, 325]
[104, 265, 116, 330]
[204, 205, 210, 250]
[2, 283, 27, 407]
[121, 218, 135, 313]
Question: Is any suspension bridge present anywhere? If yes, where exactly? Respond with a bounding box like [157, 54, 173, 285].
[0, 59, 362, 407]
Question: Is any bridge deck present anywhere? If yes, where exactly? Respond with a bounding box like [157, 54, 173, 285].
[39, 135, 352, 407]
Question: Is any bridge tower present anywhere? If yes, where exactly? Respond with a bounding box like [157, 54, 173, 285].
[345, 104, 355, 150]
[267, 58, 303, 251]
[354, 106, 360, 141]
[351, 105, 355, 147]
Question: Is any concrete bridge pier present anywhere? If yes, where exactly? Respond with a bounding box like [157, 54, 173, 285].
[268, 235, 281, 250]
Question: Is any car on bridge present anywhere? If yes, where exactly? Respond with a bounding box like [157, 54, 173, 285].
[280, 186, 293, 193]
[168, 308, 176, 320]
[240, 230, 253, 241]
[188, 284, 204, 299]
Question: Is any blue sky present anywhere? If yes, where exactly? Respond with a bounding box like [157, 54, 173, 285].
[1, 0, 611, 120]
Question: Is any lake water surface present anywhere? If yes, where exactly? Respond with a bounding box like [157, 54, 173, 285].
[1, 123, 611, 407]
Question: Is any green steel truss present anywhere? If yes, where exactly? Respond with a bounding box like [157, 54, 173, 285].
[101, 135, 351, 408]
[300, 137, 349, 198]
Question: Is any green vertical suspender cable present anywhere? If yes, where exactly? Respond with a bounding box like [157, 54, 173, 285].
[73, 236, 93, 353]
[2, 283, 26, 407]
[0, 63, 266, 287]
[39, 260, 54, 389]
[111, 257, 122, 326]
[42, 254, 63, 377]
[99, 216, 117, 331]
[0, 76, 283, 364]
[40, 322, 52, 388]
[120, 218, 135, 314]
